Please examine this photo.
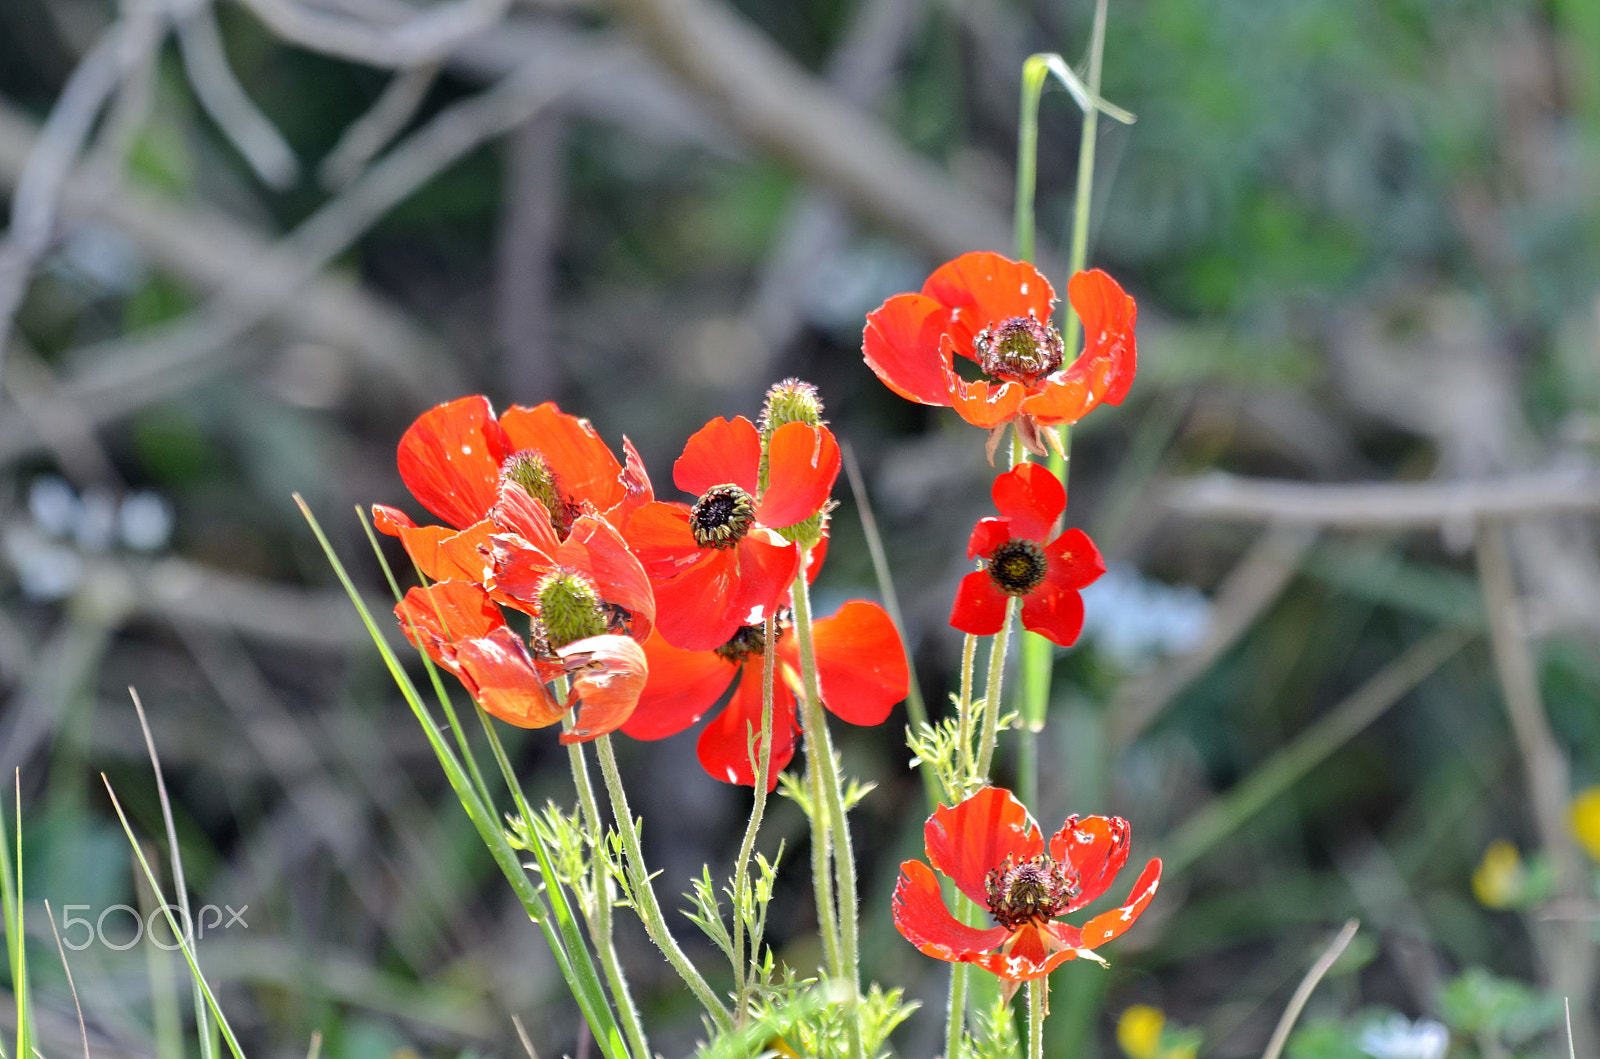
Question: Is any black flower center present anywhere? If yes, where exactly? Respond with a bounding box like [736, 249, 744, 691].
[690, 484, 756, 549]
[988, 539, 1048, 596]
[984, 854, 1080, 931]
[974, 314, 1064, 387]
[714, 623, 767, 664]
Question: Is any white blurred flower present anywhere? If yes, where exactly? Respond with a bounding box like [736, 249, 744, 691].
[1079, 562, 1210, 666]
[28, 476, 79, 538]
[4, 525, 83, 601]
[119, 491, 174, 552]
[75, 487, 119, 551]
[1359, 1015, 1448, 1059]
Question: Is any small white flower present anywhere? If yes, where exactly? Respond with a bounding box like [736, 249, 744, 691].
[1359, 1014, 1449, 1059]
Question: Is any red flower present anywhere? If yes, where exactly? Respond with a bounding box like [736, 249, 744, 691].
[374, 396, 652, 582]
[862, 252, 1136, 455]
[950, 463, 1103, 647]
[625, 416, 841, 652]
[892, 787, 1161, 987]
[395, 580, 646, 741]
[621, 600, 906, 789]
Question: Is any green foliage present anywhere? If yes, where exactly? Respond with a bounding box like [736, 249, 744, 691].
[734, 971, 917, 1059]
[1439, 968, 1563, 1049]
[956, 993, 1020, 1059]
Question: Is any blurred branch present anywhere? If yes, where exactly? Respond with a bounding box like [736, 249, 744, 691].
[174, 0, 300, 189]
[1110, 525, 1316, 748]
[234, 0, 513, 66]
[1165, 465, 1600, 526]
[0, 98, 457, 407]
[320, 62, 441, 189]
[0, 52, 603, 461]
[603, 0, 1040, 267]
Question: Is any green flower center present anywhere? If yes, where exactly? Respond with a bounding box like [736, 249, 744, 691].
[984, 854, 1079, 931]
[974, 314, 1064, 387]
[536, 568, 607, 648]
[690, 484, 756, 549]
[988, 539, 1048, 596]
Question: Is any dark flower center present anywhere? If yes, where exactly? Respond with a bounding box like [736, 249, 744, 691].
[713, 610, 792, 664]
[501, 450, 572, 535]
[690, 483, 756, 549]
[988, 539, 1048, 596]
[984, 854, 1080, 931]
[974, 314, 1064, 387]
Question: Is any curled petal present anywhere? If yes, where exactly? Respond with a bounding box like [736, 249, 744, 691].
[991, 464, 1064, 542]
[925, 787, 1042, 908]
[697, 660, 799, 789]
[1049, 815, 1132, 912]
[756, 422, 841, 528]
[806, 601, 907, 726]
[500, 402, 626, 515]
[561, 513, 656, 640]
[1078, 858, 1162, 950]
[457, 628, 564, 728]
[862, 293, 954, 406]
[892, 859, 1009, 962]
[965, 938, 1080, 983]
[923, 252, 1056, 361]
[397, 396, 511, 529]
[945, 364, 1026, 430]
[372, 504, 415, 535]
[623, 631, 736, 739]
[617, 436, 655, 524]
[558, 635, 648, 742]
[392, 519, 495, 585]
[491, 482, 563, 554]
[1021, 269, 1138, 426]
[674, 417, 761, 498]
[396, 580, 501, 652]
[950, 570, 1008, 637]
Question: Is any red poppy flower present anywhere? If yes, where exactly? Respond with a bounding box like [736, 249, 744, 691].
[396, 579, 646, 741]
[892, 786, 1161, 988]
[487, 482, 656, 644]
[374, 396, 653, 581]
[862, 252, 1136, 455]
[620, 600, 906, 789]
[625, 416, 841, 652]
[950, 462, 1104, 647]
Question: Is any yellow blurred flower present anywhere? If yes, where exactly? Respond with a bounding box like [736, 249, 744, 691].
[1569, 786, 1600, 863]
[1471, 839, 1522, 908]
[1117, 1005, 1165, 1059]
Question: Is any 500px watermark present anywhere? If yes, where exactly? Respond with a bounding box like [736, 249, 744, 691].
[56, 903, 248, 950]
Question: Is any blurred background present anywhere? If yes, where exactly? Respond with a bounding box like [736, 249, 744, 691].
[1, 0, 1599, 1055]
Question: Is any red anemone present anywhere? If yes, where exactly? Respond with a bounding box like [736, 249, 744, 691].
[892, 786, 1161, 989]
[950, 462, 1104, 647]
[625, 416, 841, 652]
[862, 253, 1136, 456]
[620, 600, 906, 789]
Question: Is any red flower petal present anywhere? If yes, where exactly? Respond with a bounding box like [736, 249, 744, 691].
[622, 631, 736, 739]
[697, 659, 799, 789]
[862, 293, 954, 406]
[892, 859, 1010, 962]
[950, 570, 1008, 636]
[1048, 815, 1132, 912]
[455, 627, 564, 728]
[727, 530, 800, 629]
[1020, 270, 1138, 426]
[807, 601, 907, 726]
[558, 634, 648, 742]
[500, 402, 626, 514]
[397, 396, 512, 530]
[1043, 528, 1105, 590]
[755, 422, 840, 528]
[945, 365, 1026, 429]
[965, 937, 1079, 981]
[372, 504, 415, 535]
[674, 417, 761, 498]
[617, 436, 655, 524]
[651, 547, 739, 651]
[925, 787, 1042, 908]
[966, 517, 1013, 562]
[492, 482, 563, 554]
[923, 253, 1055, 363]
[1078, 858, 1162, 950]
[991, 464, 1064, 542]
[396, 580, 502, 652]
[393, 519, 495, 585]
[561, 513, 656, 639]
[1019, 581, 1086, 647]
[624, 502, 701, 581]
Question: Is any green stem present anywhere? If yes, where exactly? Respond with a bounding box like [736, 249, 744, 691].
[975, 597, 1019, 782]
[732, 612, 778, 1014]
[565, 734, 650, 1059]
[945, 958, 970, 1059]
[594, 735, 735, 1032]
[1027, 978, 1047, 1059]
[791, 560, 864, 1059]
[955, 633, 979, 790]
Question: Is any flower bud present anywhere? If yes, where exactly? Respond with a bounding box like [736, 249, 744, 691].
[536, 568, 607, 647]
[759, 377, 824, 433]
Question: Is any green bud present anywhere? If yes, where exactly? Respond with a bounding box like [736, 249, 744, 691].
[537, 568, 607, 648]
[501, 451, 568, 534]
[759, 377, 824, 434]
